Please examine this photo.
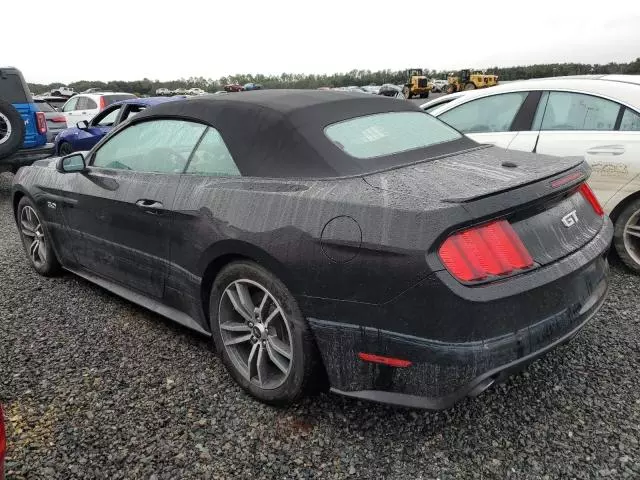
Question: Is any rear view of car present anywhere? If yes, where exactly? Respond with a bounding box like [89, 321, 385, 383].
[0, 67, 54, 173]
[34, 98, 67, 142]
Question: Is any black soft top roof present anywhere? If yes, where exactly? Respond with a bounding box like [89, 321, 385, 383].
[133, 89, 474, 178]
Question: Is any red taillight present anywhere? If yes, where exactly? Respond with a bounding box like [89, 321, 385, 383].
[579, 183, 604, 216]
[439, 220, 534, 283]
[50, 116, 67, 123]
[358, 353, 412, 368]
[99, 97, 106, 110]
[0, 404, 6, 480]
[35, 112, 47, 134]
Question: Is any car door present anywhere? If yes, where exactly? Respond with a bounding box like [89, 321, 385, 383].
[61, 96, 79, 126]
[436, 91, 541, 151]
[62, 118, 208, 299]
[534, 91, 640, 207]
[74, 96, 99, 124]
[164, 127, 243, 323]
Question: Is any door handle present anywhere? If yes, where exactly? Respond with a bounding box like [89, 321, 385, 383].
[586, 145, 626, 156]
[135, 199, 164, 212]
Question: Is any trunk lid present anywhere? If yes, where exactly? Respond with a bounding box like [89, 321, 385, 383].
[364, 146, 604, 269]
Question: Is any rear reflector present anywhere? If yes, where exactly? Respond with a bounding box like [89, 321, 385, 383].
[579, 183, 604, 216]
[99, 97, 106, 110]
[439, 220, 534, 283]
[35, 112, 47, 134]
[358, 353, 412, 368]
[50, 116, 67, 123]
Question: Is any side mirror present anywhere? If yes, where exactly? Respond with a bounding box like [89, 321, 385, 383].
[56, 153, 86, 173]
[77, 120, 89, 129]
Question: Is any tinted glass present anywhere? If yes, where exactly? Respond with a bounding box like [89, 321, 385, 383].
[620, 108, 640, 131]
[186, 128, 240, 176]
[93, 106, 120, 126]
[438, 92, 528, 133]
[62, 97, 78, 112]
[75, 97, 89, 110]
[103, 94, 136, 106]
[46, 98, 67, 110]
[35, 100, 56, 112]
[324, 111, 461, 159]
[540, 92, 619, 131]
[0, 73, 28, 103]
[85, 98, 98, 109]
[93, 119, 206, 173]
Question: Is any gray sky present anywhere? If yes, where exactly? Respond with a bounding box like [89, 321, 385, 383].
[6, 0, 640, 84]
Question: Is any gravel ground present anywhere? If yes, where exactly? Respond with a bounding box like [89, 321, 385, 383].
[1, 172, 639, 479]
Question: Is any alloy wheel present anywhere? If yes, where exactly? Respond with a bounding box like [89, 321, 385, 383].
[0, 112, 12, 146]
[219, 279, 293, 389]
[623, 208, 640, 267]
[20, 206, 47, 268]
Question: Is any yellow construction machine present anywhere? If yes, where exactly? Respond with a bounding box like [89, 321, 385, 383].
[446, 69, 499, 93]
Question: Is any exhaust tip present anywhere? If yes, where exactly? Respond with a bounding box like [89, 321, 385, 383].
[468, 376, 496, 398]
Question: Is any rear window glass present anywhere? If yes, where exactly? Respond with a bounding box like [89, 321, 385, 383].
[103, 94, 136, 106]
[35, 100, 56, 112]
[324, 111, 462, 159]
[0, 73, 28, 103]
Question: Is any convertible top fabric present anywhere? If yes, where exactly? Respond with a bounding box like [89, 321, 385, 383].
[133, 90, 475, 178]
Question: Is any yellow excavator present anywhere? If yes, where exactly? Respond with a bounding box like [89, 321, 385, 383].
[447, 69, 499, 94]
[402, 68, 433, 99]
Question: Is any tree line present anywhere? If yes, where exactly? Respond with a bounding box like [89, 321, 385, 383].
[29, 58, 640, 96]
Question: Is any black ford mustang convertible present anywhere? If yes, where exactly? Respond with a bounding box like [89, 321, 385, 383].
[12, 90, 612, 409]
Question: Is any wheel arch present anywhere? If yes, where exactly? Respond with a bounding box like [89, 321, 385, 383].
[12, 189, 27, 221]
[198, 240, 295, 323]
[608, 189, 640, 224]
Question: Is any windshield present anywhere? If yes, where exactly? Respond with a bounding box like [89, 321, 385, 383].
[324, 111, 462, 159]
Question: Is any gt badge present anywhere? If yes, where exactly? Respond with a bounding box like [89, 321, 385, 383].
[561, 210, 578, 227]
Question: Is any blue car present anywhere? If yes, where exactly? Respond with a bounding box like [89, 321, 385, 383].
[1, 67, 54, 173]
[55, 96, 185, 156]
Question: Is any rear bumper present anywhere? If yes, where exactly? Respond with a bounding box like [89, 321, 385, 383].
[307, 218, 613, 409]
[0, 143, 56, 172]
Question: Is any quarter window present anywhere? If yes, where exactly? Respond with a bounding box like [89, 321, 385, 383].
[620, 108, 640, 131]
[93, 106, 120, 127]
[437, 92, 528, 133]
[75, 97, 90, 110]
[539, 92, 619, 131]
[92, 119, 206, 173]
[186, 128, 240, 176]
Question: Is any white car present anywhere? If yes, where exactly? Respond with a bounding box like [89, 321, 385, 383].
[422, 75, 640, 272]
[60, 92, 137, 126]
[50, 86, 75, 97]
[187, 88, 206, 96]
[155, 88, 171, 96]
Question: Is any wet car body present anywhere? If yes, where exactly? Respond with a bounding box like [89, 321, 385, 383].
[12, 91, 612, 408]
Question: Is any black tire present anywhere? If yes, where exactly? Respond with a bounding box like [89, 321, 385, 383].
[209, 260, 320, 406]
[16, 196, 62, 276]
[58, 142, 74, 156]
[446, 84, 456, 94]
[422, 91, 430, 99]
[0, 99, 25, 160]
[613, 198, 640, 274]
[465, 82, 476, 90]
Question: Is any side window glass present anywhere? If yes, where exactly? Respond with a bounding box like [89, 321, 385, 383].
[532, 91, 549, 130]
[438, 92, 528, 133]
[540, 92, 619, 131]
[62, 97, 78, 112]
[75, 97, 88, 110]
[94, 107, 120, 127]
[620, 108, 640, 131]
[85, 98, 98, 110]
[92, 120, 206, 173]
[186, 128, 240, 176]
